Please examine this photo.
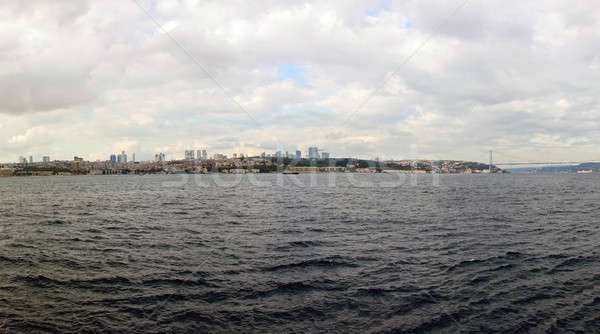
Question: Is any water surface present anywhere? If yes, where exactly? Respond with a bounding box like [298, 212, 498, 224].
[0, 174, 599, 333]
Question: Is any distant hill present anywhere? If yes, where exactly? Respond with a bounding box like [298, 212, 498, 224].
[507, 162, 600, 173]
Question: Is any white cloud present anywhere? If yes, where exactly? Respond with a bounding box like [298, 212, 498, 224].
[1, 0, 600, 163]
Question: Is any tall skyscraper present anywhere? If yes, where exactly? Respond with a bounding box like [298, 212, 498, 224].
[321, 152, 330, 159]
[202, 150, 207, 160]
[132, 153, 135, 163]
[117, 151, 127, 163]
[154, 153, 166, 162]
[42, 156, 51, 163]
[296, 150, 301, 159]
[29, 156, 33, 164]
[308, 147, 319, 159]
[184, 150, 194, 160]
[196, 150, 202, 160]
[110, 154, 117, 163]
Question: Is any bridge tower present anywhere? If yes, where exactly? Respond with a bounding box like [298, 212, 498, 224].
[489, 150, 493, 174]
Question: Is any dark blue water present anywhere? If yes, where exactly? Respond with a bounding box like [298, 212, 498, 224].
[0, 174, 599, 333]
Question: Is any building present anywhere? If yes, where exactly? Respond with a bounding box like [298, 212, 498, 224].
[296, 150, 301, 159]
[18, 156, 27, 164]
[196, 150, 203, 160]
[110, 154, 117, 163]
[132, 153, 135, 163]
[289, 166, 346, 173]
[321, 152, 330, 159]
[184, 150, 195, 160]
[117, 151, 127, 164]
[29, 156, 33, 164]
[202, 150, 208, 160]
[42, 156, 51, 163]
[308, 147, 320, 159]
[0, 168, 14, 177]
[155, 152, 166, 162]
[275, 151, 282, 158]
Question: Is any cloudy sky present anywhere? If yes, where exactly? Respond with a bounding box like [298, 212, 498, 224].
[1, 0, 599, 163]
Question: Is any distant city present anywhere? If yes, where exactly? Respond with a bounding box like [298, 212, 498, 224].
[14, 146, 331, 165]
[0, 145, 511, 177]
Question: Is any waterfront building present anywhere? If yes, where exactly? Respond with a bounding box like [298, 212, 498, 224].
[296, 150, 301, 159]
[289, 166, 346, 173]
[0, 168, 14, 177]
[184, 150, 194, 160]
[321, 152, 330, 159]
[29, 156, 33, 164]
[110, 154, 117, 163]
[196, 150, 202, 160]
[42, 156, 51, 163]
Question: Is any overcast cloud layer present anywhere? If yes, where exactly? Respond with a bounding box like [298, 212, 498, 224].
[1, 0, 600, 163]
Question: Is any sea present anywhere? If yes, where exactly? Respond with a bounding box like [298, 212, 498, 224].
[0, 173, 599, 333]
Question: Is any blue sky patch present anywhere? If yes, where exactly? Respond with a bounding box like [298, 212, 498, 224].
[277, 64, 307, 84]
[366, 0, 390, 16]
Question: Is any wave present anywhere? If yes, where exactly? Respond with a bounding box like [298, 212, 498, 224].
[12, 275, 133, 287]
[0, 255, 34, 265]
[141, 278, 214, 287]
[40, 219, 69, 225]
[274, 240, 329, 251]
[264, 256, 358, 272]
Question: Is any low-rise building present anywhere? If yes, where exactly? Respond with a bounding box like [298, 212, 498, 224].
[0, 168, 14, 177]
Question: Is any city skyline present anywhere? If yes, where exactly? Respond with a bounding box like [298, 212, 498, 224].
[9, 145, 333, 164]
[1, 1, 600, 164]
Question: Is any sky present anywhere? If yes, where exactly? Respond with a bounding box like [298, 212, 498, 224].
[1, 0, 600, 163]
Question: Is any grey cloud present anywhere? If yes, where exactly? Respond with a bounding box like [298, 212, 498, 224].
[1, 0, 600, 162]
